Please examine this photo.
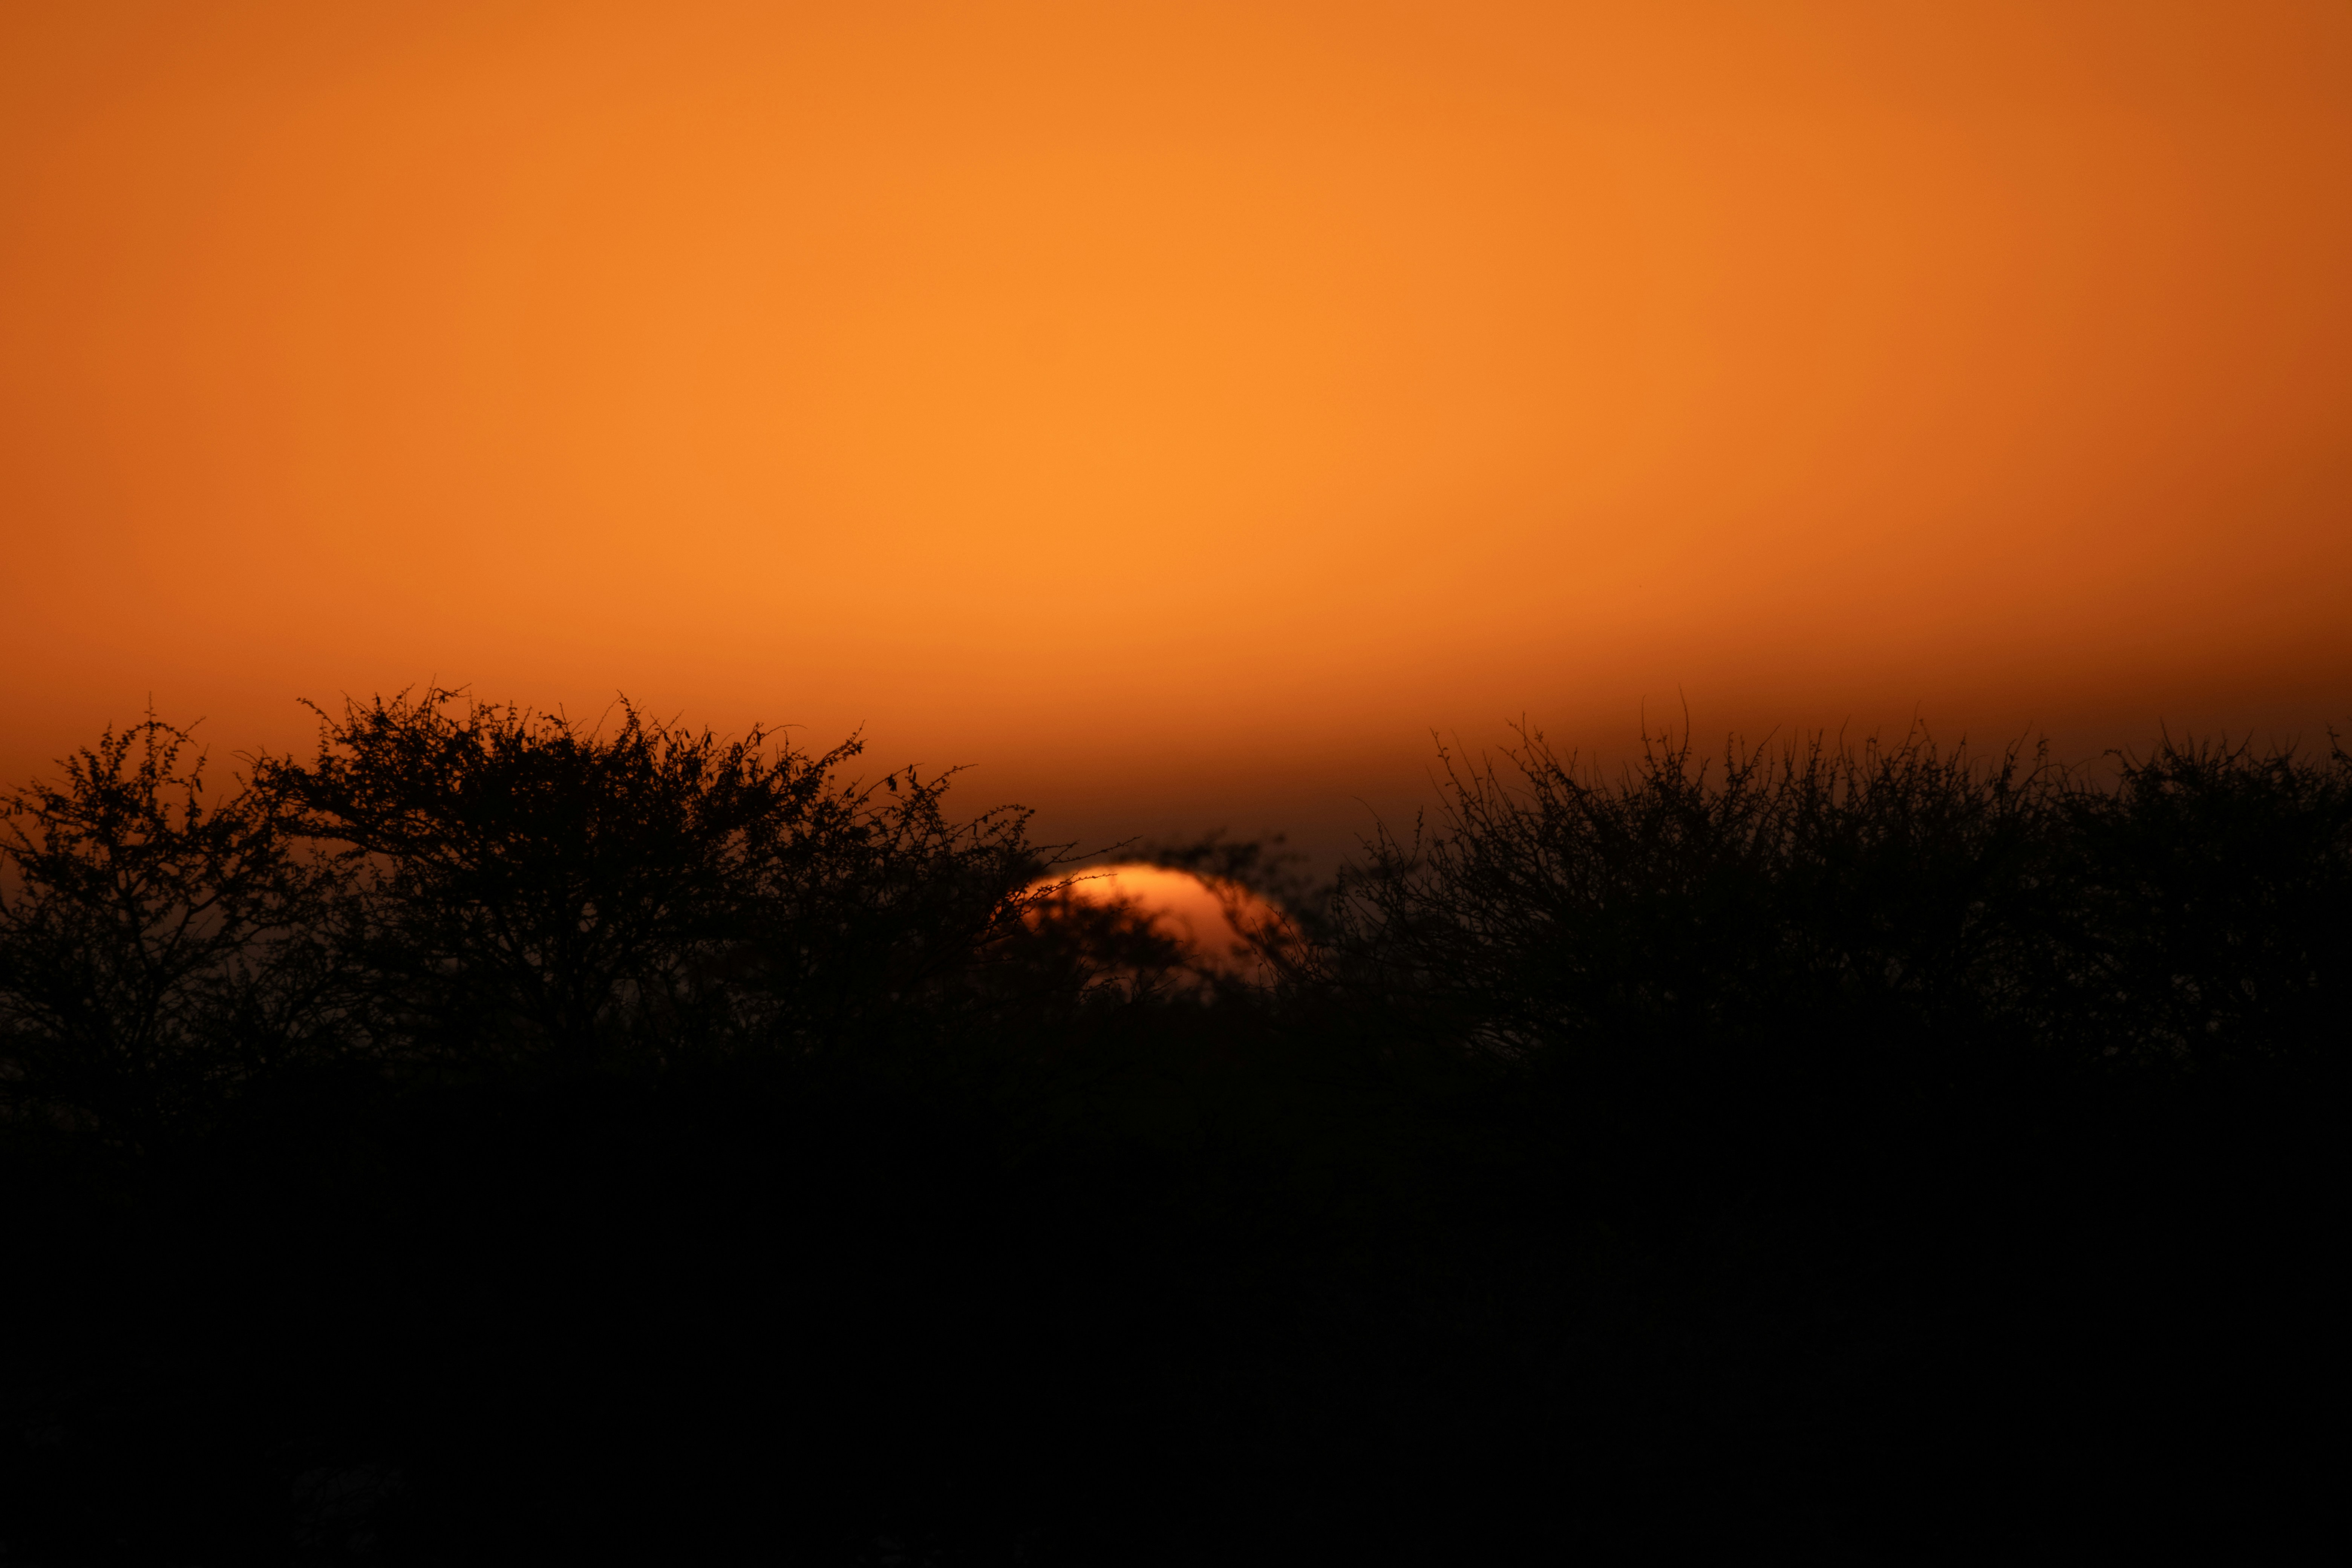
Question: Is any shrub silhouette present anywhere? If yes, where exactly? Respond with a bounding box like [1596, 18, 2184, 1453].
[0, 717, 345, 1145]
[254, 687, 1059, 1066]
[1330, 724, 2352, 1077]
[0, 699, 2341, 1562]
[2051, 732, 2352, 1062]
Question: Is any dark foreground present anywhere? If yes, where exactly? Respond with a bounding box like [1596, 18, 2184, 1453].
[2, 697, 2343, 1561]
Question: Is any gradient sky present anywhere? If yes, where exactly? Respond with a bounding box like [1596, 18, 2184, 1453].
[5, 1, 2349, 859]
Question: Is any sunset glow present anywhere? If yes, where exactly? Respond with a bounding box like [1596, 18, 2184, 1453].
[1045, 862, 1285, 977]
[5, 2, 2348, 855]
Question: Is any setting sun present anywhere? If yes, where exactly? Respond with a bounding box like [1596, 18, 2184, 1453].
[5, 5, 2344, 1555]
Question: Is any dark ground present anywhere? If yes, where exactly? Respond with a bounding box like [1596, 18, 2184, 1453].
[3, 1023, 2335, 1562]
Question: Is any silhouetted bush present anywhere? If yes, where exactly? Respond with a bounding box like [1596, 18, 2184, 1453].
[1330, 725, 2352, 1076]
[0, 702, 2340, 1563]
[0, 717, 346, 1146]
[257, 688, 1060, 1067]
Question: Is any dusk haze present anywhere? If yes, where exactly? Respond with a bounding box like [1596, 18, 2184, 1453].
[5, 2, 2348, 849]
[2, 5, 2343, 1560]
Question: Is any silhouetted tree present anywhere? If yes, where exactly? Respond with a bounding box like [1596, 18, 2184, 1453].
[259, 687, 1057, 1063]
[2051, 733, 2352, 1064]
[4, 698, 2341, 1562]
[1331, 724, 2352, 1078]
[0, 717, 345, 1144]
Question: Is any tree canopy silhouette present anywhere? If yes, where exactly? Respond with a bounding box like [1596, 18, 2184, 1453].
[1330, 724, 2352, 1077]
[1, 698, 2341, 1562]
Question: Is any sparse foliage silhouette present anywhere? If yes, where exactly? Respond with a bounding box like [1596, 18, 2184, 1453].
[1330, 723, 2352, 1077]
[0, 717, 344, 1144]
[0, 697, 2340, 1562]
[255, 687, 1058, 1066]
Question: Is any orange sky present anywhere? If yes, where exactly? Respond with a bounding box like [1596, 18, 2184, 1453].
[5, 1, 2349, 859]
